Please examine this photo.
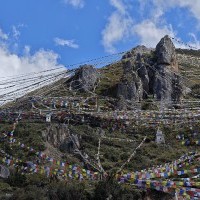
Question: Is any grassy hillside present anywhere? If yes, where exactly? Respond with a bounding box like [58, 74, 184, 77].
[0, 49, 199, 199]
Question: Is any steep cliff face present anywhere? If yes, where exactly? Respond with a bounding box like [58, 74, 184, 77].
[115, 35, 183, 104]
[116, 60, 143, 101]
[153, 35, 182, 102]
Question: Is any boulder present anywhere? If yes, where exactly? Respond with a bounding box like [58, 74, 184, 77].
[155, 35, 178, 70]
[45, 124, 81, 153]
[0, 165, 10, 178]
[46, 124, 68, 148]
[60, 133, 80, 153]
[66, 65, 99, 92]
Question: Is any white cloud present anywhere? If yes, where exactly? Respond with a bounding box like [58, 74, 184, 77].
[0, 46, 66, 102]
[110, 0, 127, 14]
[0, 43, 64, 78]
[143, 0, 200, 21]
[54, 37, 79, 49]
[132, 20, 200, 49]
[133, 20, 175, 47]
[102, 0, 134, 53]
[0, 40, 66, 101]
[12, 26, 21, 39]
[63, 0, 84, 8]
[0, 26, 64, 78]
[136, 0, 200, 49]
[0, 26, 68, 102]
[23, 45, 31, 56]
[102, 0, 200, 52]
[188, 33, 200, 48]
[177, 33, 200, 49]
[0, 29, 8, 40]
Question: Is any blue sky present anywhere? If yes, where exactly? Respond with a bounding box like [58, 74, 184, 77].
[0, 0, 200, 76]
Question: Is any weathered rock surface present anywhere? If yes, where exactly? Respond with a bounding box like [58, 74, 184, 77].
[0, 165, 10, 178]
[136, 55, 150, 99]
[116, 60, 143, 101]
[64, 36, 184, 106]
[153, 35, 182, 102]
[122, 45, 153, 60]
[66, 65, 99, 93]
[156, 35, 178, 69]
[45, 124, 68, 147]
[43, 124, 80, 153]
[115, 35, 183, 104]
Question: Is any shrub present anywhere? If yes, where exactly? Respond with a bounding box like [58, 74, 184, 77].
[10, 185, 47, 200]
[7, 172, 26, 187]
[47, 181, 89, 200]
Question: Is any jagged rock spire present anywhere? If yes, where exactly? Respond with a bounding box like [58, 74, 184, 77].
[154, 35, 182, 102]
[156, 35, 178, 71]
[115, 35, 183, 106]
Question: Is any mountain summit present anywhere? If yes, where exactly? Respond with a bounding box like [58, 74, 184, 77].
[65, 35, 183, 106]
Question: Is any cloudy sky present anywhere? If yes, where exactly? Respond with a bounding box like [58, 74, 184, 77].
[0, 0, 200, 77]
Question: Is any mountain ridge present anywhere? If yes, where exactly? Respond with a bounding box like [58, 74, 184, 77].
[0, 36, 199, 200]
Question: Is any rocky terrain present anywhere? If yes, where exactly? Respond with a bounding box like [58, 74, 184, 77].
[0, 36, 199, 200]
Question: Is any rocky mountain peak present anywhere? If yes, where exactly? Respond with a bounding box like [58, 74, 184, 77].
[114, 35, 183, 105]
[64, 36, 184, 107]
[122, 45, 152, 59]
[156, 35, 178, 71]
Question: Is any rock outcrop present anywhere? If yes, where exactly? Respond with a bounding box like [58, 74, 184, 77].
[122, 45, 153, 60]
[43, 124, 81, 153]
[0, 165, 10, 178]
[66, 65, 99, 93]
[116, 60, 143, 101]
[116, 35, 183, 105]
[45, 124, 68, 147]
[64, 36, 184, 106]
[155, 35, 178, 69]
[153, 35, 182, 102]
